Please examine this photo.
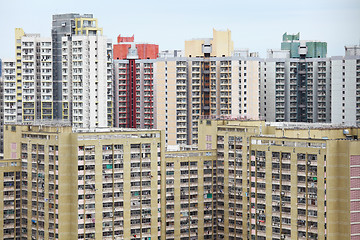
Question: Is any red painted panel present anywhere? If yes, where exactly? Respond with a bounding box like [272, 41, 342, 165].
[113, 44, 131, 60]
[117, 34, 134, 43]
[113, 34, 159, 60]
[136, 44, 159, 59]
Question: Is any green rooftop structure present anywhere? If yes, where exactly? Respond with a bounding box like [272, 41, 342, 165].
[281, 32, 327, 58]
[282, 32, 300, 41]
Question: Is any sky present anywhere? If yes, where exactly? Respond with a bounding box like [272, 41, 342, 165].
[0, 0, 359, 59]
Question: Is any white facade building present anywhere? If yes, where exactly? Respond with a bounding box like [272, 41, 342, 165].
[18, 33, 53, 122]
[259, 57, 332, 123]
[331, 54, 360, 125]
[61, 35, 113, 128]
[1, 59, 17, 123]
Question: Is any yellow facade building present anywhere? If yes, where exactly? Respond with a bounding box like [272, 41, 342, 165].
[2, 124, 164, 240]
[198, 119, 360, 240]
[1, 120, 360, 240]
[162, 150, 217, 239]
[185, 29, 234, 58]
[0, 158, 21, 239]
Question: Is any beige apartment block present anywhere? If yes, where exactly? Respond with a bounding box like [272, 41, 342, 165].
[154, 57, 260, 148]
[185, 29, 234, 58]
[2, 123, 164, 240]
[1, 120, 360, 240]
[0, 158, 21, 239]
[154, 59, 182, 147]
[162, 150, 217, 239]
[198, 119, 360, 240]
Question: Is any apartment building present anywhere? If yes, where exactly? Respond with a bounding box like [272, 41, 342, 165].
[154, 30, 259, 147]
[154, 58, 189, 147]
[0, 59, 6, 154]
[52, 13, 103, 120]
[14, 28, 54, 123]
[1, 59, 17, 124]
[7, 15, 112, 128]
[53, 14, 113, 128]
[1, 119, 360, 240]
[112, 35, 158, 129]
[1, 29, 53, 126]
[0, 158, 22, 239]
[260, 45, 360, 124]
[2, 123, 163, 240]
[260, 32, 331, 123]
[330, 47, 360, 125]
[259, 53, 332, 123]
[162, 150, 217, 239]
[154, 30, 259, 146]
[61, 34, 113, 128]
[198, 119, 360, 240]
[260, 33, 360, 125]
[113, 43, 156, 129]
[154, 56, 260, 147]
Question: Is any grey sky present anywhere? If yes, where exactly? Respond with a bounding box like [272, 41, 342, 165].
[0, 0, 359, 59]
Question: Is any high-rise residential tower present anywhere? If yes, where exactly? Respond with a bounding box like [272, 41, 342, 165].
[112, 35, 158, 129]
[51, 13, 104, 120]
[2, 123, 163, 240]
[260, 42, 360, 125]
[0, 59, 3, 154]
[13, 29, 53, 123]
[154, 30, 259, 147]
[259, 52, 332, 123]
[197, 119, 360, 240]
[61, 34, 113, 128]
[1, 120, 360, 239]
[154, 57, 260, 146]
[330, 46, 360, 125]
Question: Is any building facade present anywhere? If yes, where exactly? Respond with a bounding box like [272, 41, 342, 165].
[52, 13, 103, 120]
[0, 158, 22, 239]
[154, 54, 260, 147]
[260, 46, 360, 125]
[259, 55, 332, 123]
[61, 34, 113, 128]
[113, 58, 156, 129]
[330, 49, 360, 125]
[112, 35, 158, 129]
[1, 120, 360, 239]
[162, 149, 217, 239]
[113, 42, 156, 129]
[14, 29, 54, 123]
[2, 124, 163, 240]
[198, 119, 360, 240]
